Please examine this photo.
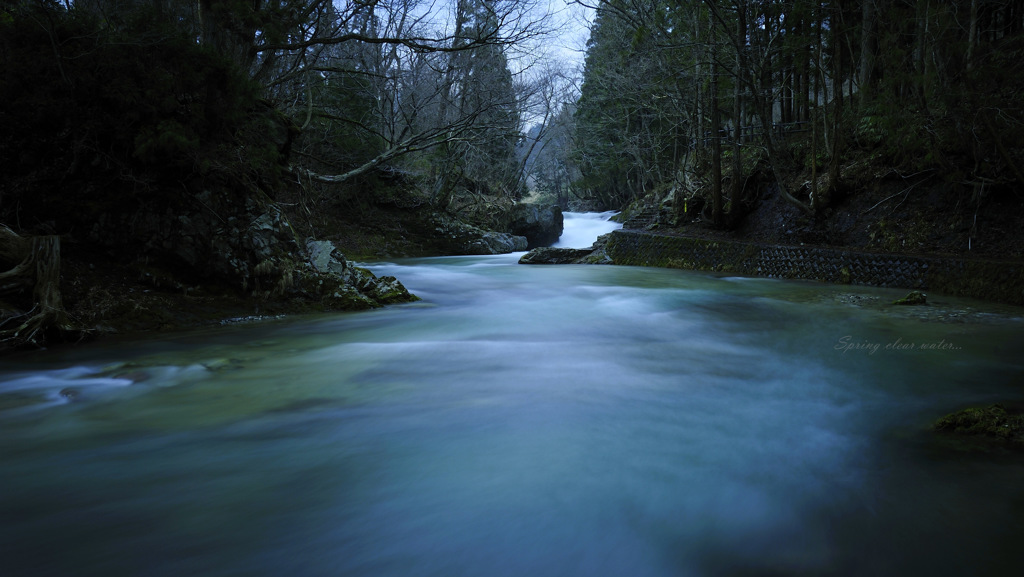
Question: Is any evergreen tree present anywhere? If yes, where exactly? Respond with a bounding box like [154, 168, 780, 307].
[449, 0, 522, 194]
[574, 0, 698, 209]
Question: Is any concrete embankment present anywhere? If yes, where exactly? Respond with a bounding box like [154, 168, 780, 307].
[604, 230, 1024, 305]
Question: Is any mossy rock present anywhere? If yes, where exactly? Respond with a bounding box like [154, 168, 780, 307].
[519, 247, 595, 265]
[893, 291, 927, 305]
[327, 286, 379, 310]
[370, 275, 420, 304]
[934, 404, 1024, 444]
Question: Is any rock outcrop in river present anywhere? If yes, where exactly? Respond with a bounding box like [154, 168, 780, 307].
[303, 240, 417, 308]
[430, 214, 527, 255]
[519, 247, 595, 265]
[508, 204, 564, 249]
[519, 234, 615, 265]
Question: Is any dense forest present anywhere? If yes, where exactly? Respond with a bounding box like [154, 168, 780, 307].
[0, 0, 569, 347]
[2, 0, 1024, 348]
[569, 0, 1024, 249]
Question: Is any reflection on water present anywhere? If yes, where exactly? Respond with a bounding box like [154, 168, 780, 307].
[2, 217, 1024, 576]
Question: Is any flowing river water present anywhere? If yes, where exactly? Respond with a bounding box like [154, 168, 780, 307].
[2, 213, 1024, 576]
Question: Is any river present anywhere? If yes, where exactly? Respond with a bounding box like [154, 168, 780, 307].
[2, 213, 1024, 576]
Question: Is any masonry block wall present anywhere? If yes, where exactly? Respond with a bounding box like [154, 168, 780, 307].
[605, 230, 1024, 305]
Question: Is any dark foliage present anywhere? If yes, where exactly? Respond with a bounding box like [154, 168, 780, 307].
[0, 2, 288, 234]
[572, 0, 1024, 227]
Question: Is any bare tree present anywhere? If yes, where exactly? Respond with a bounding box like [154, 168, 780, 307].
[260, 0, 553, 187]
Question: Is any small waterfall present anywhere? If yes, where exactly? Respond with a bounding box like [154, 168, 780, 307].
[553, 211, 622, 248]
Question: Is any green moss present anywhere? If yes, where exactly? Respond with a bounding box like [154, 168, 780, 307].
[893, 291, 927, 305]
[370, 276, 419, 304]
[665, 258, 696, 270]
[934, 404, 1024, 443]
[838, 267, 852, 284]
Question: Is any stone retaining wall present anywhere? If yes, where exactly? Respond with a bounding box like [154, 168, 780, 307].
[605, 230, 1024, 305]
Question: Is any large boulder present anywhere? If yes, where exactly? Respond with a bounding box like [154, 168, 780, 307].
[518, 233, 615, 265]
[518, 247, 595, 265]
[431, 214, 528, 255]
[464, 232, 529, 255]
[306, 239, 347, 275]
[508, 204, 563, 248]
[293, 239, 418, 309]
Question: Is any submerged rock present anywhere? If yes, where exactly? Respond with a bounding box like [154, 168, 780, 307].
[58, 388, 81, 402]
[201, 358, 244, 372]
[894, 291, 928, 305]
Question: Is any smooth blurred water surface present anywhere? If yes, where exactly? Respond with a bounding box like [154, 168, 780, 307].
[2, 215, 1024, 576]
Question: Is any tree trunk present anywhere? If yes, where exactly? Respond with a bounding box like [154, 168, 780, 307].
[815, 0, 846, 213]
[966, 0, 979, 72]
[816, 0, 826, 149]
[753, 2, 812, 217]
[914, 0, 930, 108]
[199, 0, 258, 71]
[730, 1, 747, 225]
[859, 0, 875, 105]
[798, 8, 810, 122]
[0, 225, 76, 347]
[710, 18, 723, 227]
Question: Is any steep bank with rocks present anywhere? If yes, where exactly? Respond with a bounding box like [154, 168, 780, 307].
[282, 171, 562, 260]
[0, 21, 417, 351]
[1, 177, 420, 352]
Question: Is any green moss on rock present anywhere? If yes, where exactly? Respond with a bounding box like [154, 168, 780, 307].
[934, 404, 1024, 444]
[893, 291, 927, 305]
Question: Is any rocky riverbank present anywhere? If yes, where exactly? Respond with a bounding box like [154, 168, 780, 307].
[2, 193, 565, 354]
[0, 236, 418, 354]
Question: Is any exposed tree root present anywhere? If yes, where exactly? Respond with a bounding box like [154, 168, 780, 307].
[0, 225, 80, 348]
